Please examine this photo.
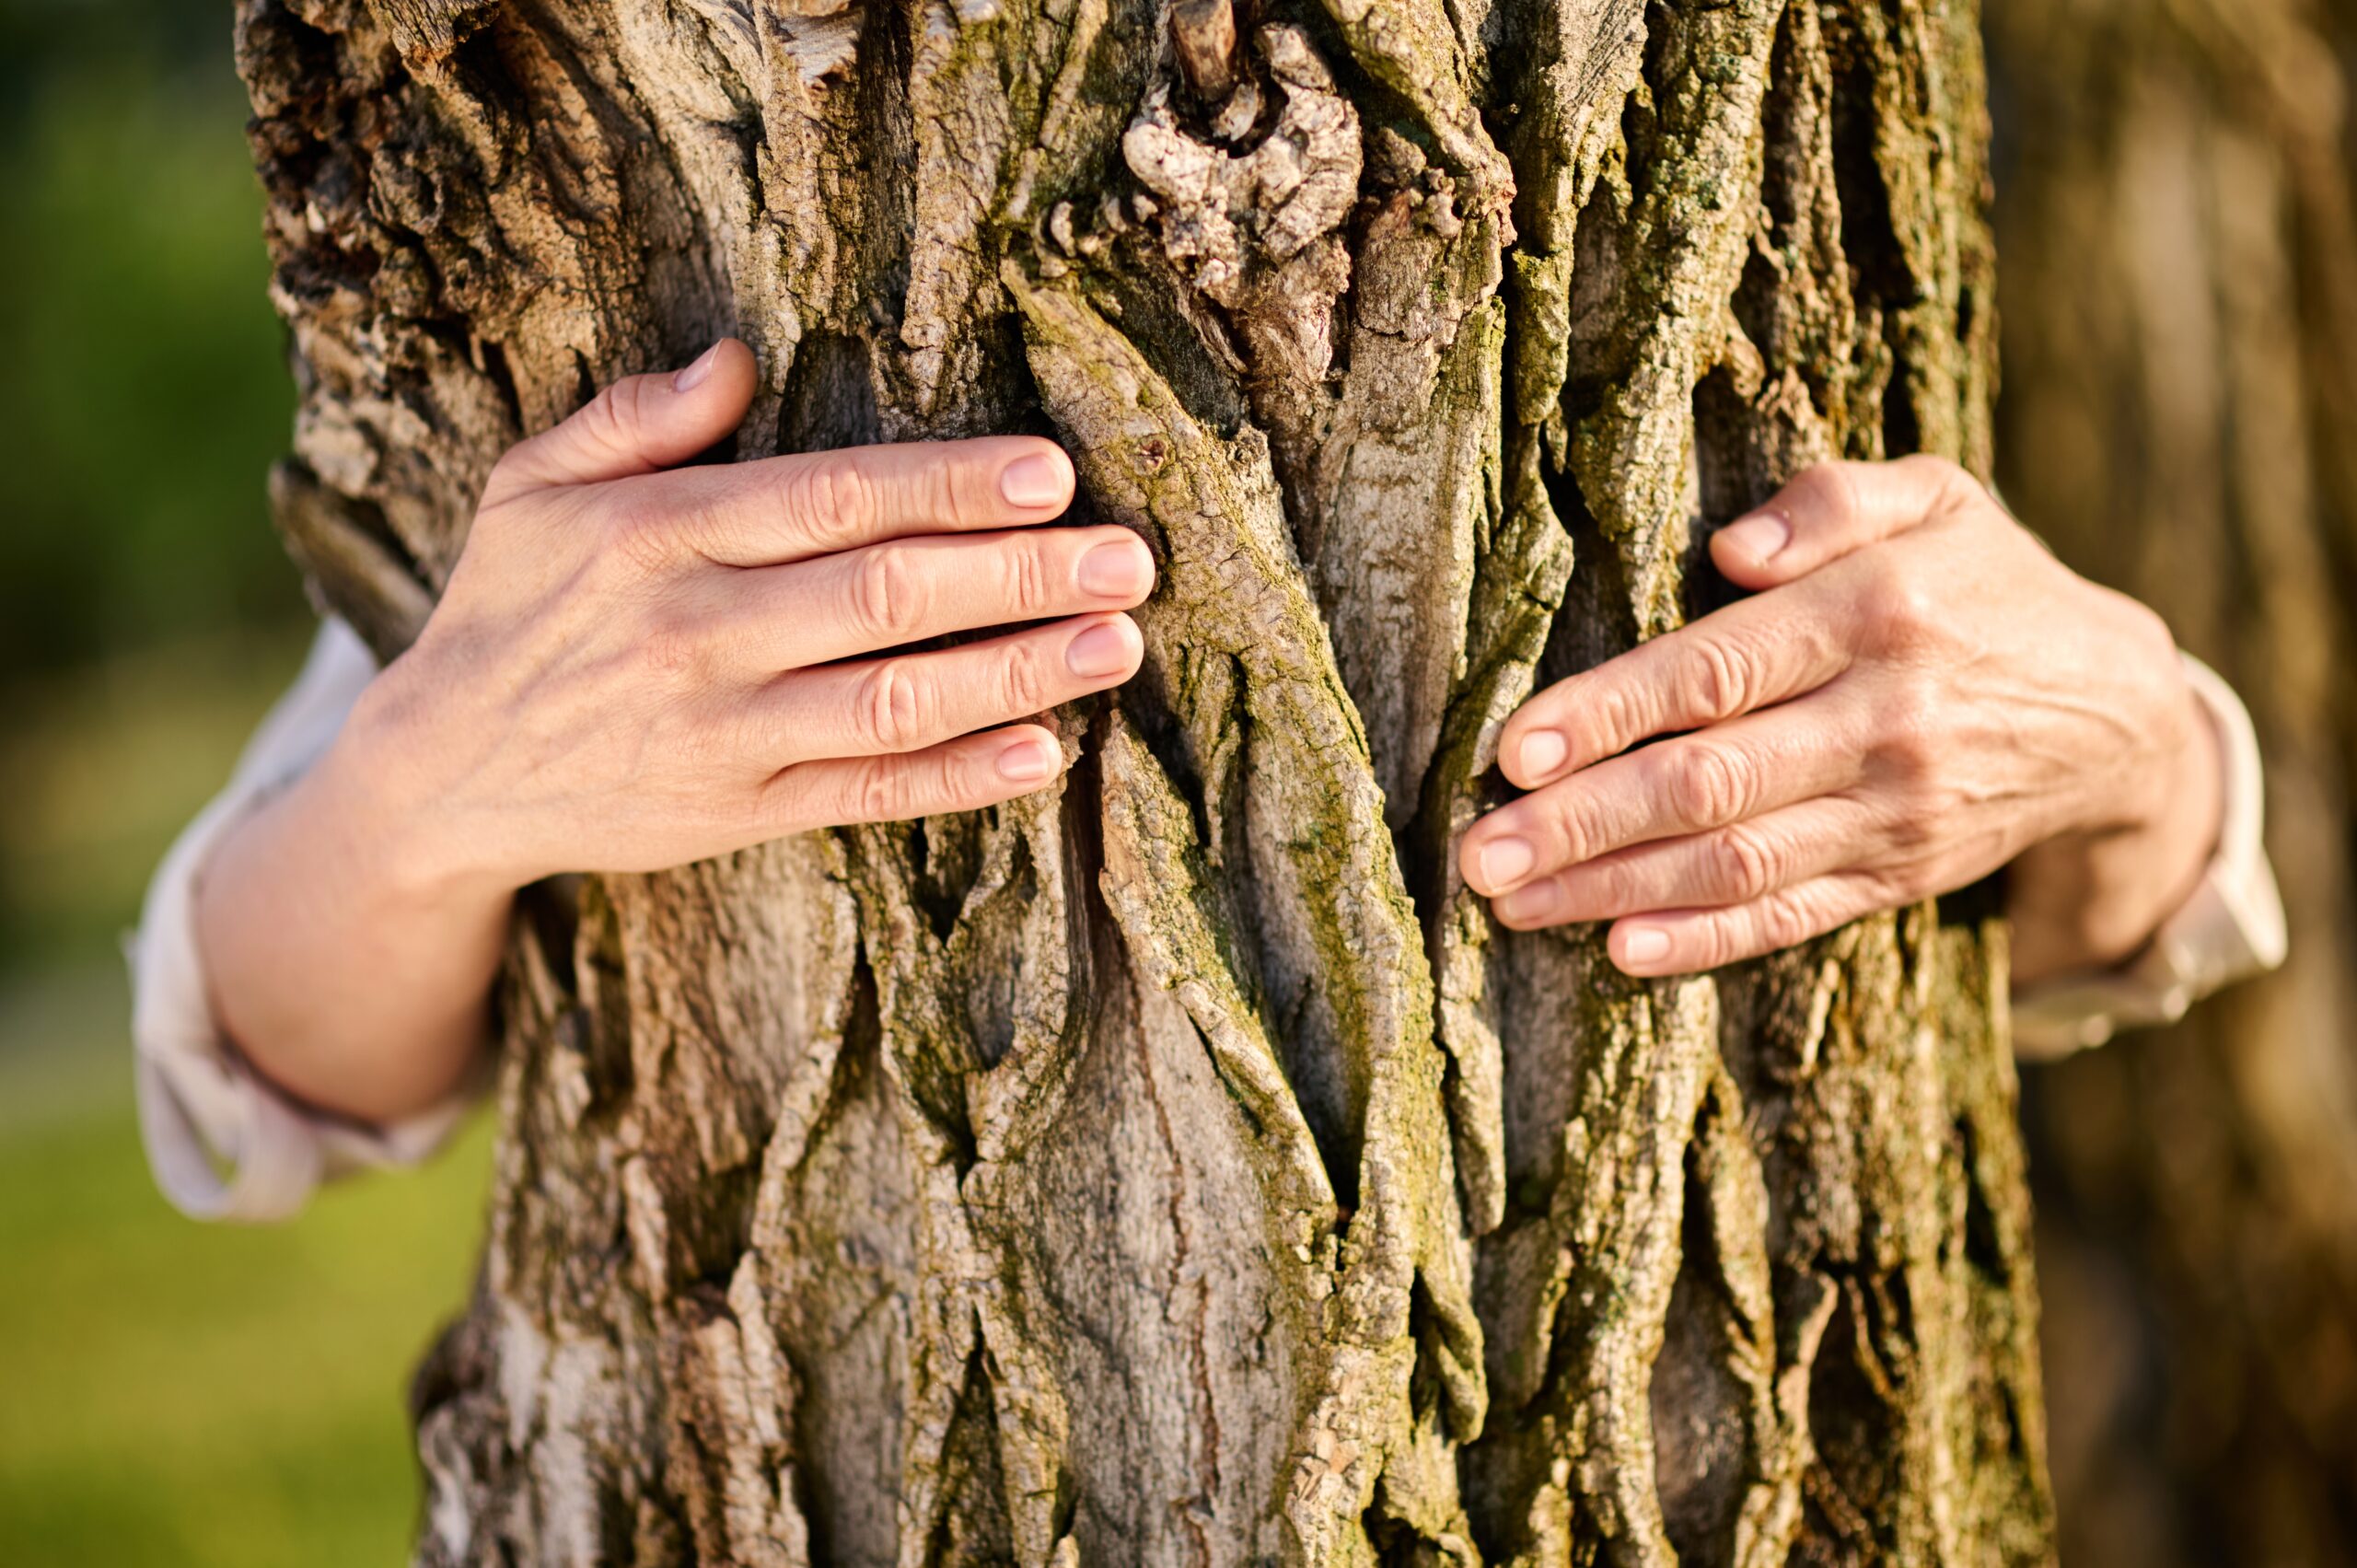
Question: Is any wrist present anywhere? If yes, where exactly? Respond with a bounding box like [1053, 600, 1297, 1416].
[308, 664, 521, 913]
[192, 663, 515, 1126]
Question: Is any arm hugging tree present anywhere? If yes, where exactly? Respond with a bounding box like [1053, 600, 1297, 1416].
[234, 0, 2051, 1559]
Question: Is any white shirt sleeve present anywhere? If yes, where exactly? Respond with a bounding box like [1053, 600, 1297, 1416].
[2013, 655, 2291, 1059]
[129, 618, 478, 1222]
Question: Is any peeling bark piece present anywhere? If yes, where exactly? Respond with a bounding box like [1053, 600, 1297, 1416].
[366, 0, 497, 69]
[1170, 0, 1239, 102]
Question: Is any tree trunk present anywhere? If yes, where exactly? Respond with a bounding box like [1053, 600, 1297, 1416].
[1985, 0, 2357, 1562]
[234, 0, 2052, 1561]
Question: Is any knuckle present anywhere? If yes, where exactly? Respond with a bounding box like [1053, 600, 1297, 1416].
[1683, 913, 1741, 971]
[852, 546, 924, 641]
[784, 455, 877, 546]
[1897, 452, 1976, 509]
[1875, 677, 1945, 783]
[999, 641, 1050, 714]
[581, 377, 653, 466]
[613, 377, 655, 439]
[1710, 823, 1781, 903]
[929, 454, 975, 530]
[579, 383, 629, 453]
[935, 746, 980, 810]
[1004, 539, 1051, 617]
[1546, 790, 1600, 865]
[1755, 889, 1818, 952]
[1668, 742, 1754, 827]
[1794, 462, 1858, 527]
[858, 658, 927, 750]
[1687, 636, 1757, 721]
[1576, 858, 1625, 914]
[853, 758, 908, 823]
[1589, 854, 1643, 912]
[1585, 679, 1643, 755]
[715, 699, 774, 780]
[1856, 557, 1941, 653]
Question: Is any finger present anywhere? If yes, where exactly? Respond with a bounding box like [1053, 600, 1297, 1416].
[1497, 587, 1856, 790]
[1710, 455, 1978, 590]
[1475, 691, 1866, 897]
[1486, 795, 1872, 931]
[761, 724, 1068, 834]
[756, 612, 1143, 764]
[618, 434, 1078, 568]
[1601, 871, 1904, 976]
[714, 526, 1155, 671]
[483, 339, 759, 505]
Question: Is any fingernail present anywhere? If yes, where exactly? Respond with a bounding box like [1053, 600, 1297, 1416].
[1078, 537, 1152, 598]
[1718, 511, 1791, 564]
[1001, 449, 1074, 508]
[1517, 729, 1569, 781]
[1619, 925, 1672, 968]
[997, 736, 1060, 782]
[1065, 620, 1137, 679]
[1478, 836, 1537, 890]
[672, 341, 724, 392]
[1498, 878, 1559, 923]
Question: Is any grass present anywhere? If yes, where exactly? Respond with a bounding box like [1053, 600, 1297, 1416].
[0, 967, 493, 1566]
[0, 1073, 492, 1565]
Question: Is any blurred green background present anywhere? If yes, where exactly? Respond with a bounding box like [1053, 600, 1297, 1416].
[0, 1, 492, 1562]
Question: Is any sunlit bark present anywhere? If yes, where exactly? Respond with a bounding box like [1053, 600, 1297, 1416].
[236, 0, 2051, 1559]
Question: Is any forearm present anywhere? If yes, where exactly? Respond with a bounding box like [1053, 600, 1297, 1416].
[193, 717, 510, 1126]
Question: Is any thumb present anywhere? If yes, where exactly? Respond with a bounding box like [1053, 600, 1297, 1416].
[482, 338, 758, 505]
[1711, 455, 1971, 590]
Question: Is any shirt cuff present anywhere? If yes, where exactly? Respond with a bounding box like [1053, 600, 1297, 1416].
[2012, 654, 2290, 1060]
[126, 619, 478, 1222]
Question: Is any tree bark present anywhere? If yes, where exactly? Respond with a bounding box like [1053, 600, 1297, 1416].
[234, 0, 2053, 1561]
[1986, 1, 2357, 1562]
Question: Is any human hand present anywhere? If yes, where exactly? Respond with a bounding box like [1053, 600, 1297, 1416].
[328, 339, 1153, 898]
[1457, 457, 2222, 980]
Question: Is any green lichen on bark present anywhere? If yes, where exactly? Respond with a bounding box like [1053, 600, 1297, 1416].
[235, 0, 2052, 1561]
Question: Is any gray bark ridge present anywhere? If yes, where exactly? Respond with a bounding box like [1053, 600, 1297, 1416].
[235, 0, 2052, 1561]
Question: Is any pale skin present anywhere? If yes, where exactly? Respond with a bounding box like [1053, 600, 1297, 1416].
[199, 343, 2222, 1128]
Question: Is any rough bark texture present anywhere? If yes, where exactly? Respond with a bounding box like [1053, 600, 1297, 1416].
[234, 0, 2053, 1560]
[1986, 1, 2357, 1562]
